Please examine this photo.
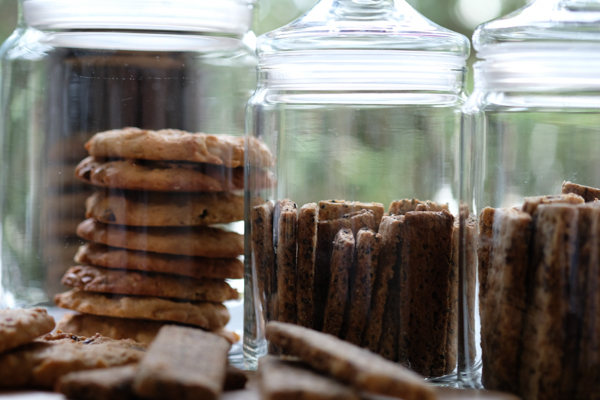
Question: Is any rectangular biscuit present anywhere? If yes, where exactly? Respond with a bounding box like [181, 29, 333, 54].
[314, 209, 376, 330]
[296, 203, 318, 328]
[377, 257, 400, 362]
[266, 322, 436, 400]
[258, 356, 360, 400]
[477, 207, 495, 374]
[398, 210, 455, 378]
[562, 181, 600, 202]
[133, 326, 230, 400]
[573, 203, 600, 399]
[522, 193, 584, 216]
[252, 202, 276, 322]
[56, 365, 137, 400]
[519, 204, 578, 400]
[481, 208, 532, 393]
[447, 217, 460, 373]
[318, 200, 384, 228]
[388, 198, 449, 216]
[464, 213, 478, 368]
[362, 215, 403, 351]
[322, 229, 355, 337]
[478, 207, 495, 309]
[342, 228, 382, 346]
[276, 200, 299, 324]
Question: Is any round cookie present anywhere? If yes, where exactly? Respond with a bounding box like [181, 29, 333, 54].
[75, 243, 243, 280]
[75, 156, 245, 192]
[56, 313, 240, 345]
[61, 265, 239, 302]
[85, 190, 244, 226]
[76, 218, 244, 258]
[0, 308, 55, 353]
[54, 290, 230, 330]
[84, 127, 273, 168]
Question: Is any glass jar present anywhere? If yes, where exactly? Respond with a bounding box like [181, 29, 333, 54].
[244, 0, 471, 379]
[461, 0, 600, 397]
[0, 0, 256, 346]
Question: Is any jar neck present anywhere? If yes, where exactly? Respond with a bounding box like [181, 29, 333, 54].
[258, 49, 466, 92]
[475, 42, 600, 92]
[330, 0, 396, 19]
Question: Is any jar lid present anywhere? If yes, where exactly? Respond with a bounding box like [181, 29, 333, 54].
[23, 0, 254, 35]
[473, 0, 600, 91]
[256, 0, 469, 90]
[474, 0, 600, 53]
[258, 0, 469, 57]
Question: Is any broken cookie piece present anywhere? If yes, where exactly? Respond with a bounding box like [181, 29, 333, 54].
[562, 181, 600, 202]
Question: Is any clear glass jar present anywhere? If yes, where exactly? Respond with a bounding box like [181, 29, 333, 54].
[461, 0, 600, 397]
[244, 0, 471, 379]
[0, 0, 256, 347]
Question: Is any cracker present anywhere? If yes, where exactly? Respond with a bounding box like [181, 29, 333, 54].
[0, 332, 144, 389]
[251, 202, 276, 322]
[562, 181, 600, 202]
[275, 200, 299, 324]
[75, 243, 244, 279]
[398, 210, 455, 377]
[85, 127, 273, 168]
[388, 198, 449, 215]
[61, 265, 239, 302]
[56, 313, 239, 345]
[521, 193, 584, 216]
[56, 365, 137, 400]
[54, 290, 230, 330]
[296, 203, 318, 328]
[362, 215, 403, 351]
[76, 218, 244, 258]
[0, 308, 55, 353]
[322, 229, 354, 337]
[132, 326, 230, 400]
[317, 200, 384, 229]
[266, 322, 436, 400]
[519, 204, 578, 400]
[258, 355, 360, 400]
[342, 228, 381, 346]
[75, 156, 246, 192]
[314, 210, 377, 330]
[481, 208, 532, 392]
[86, 190, 244, 226]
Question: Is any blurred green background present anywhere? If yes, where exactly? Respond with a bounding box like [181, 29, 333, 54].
[0, 0, 532, 88]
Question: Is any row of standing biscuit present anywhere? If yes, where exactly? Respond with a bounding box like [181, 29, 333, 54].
[251, 198, 476, 378]
[479, 182, 600, 400]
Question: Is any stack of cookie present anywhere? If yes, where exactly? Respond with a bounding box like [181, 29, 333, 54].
[54, 127, 273, 342]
